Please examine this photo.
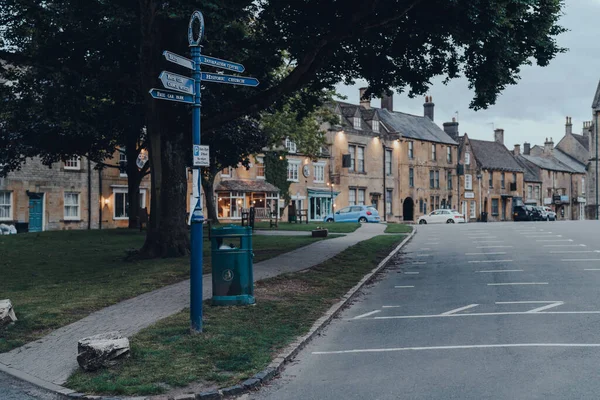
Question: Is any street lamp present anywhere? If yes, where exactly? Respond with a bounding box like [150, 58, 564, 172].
[328, 182, 335, 214]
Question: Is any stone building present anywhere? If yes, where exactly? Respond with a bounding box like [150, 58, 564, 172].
[458, 130, 525, 222]
[518, 137, 586, 220]
[513, 144, 543, 207]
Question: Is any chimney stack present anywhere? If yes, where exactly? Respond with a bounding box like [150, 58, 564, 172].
[583, 121, 592, 141]
[381, 92, 393, 112]
[423, 96, 434, 121]
[443, 117, 459, 142]
[566, 116, 572, 135]
[494, 128, 504, 145]
[514, 144, 521, 156]
[544, 137, 554, 155]
[359, 87, 370, 109]
[524, 142, 531, 155]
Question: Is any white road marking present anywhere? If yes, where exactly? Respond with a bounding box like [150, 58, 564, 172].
[429, 242, 440, 245]
[466, 252, 507, 255]
[526, 302, 565, 313]
[404, 272, 420, 275]
[524, 235, 561, 238]
[584, 269, 600, 271]
[420, 248, 431, 250]
[312, 343, 600, 355]
[496, 301, 562, 304]
[477, 270, 523, 273]
[412, 262, 427, 265]
[369, 311, 600, 320]
[544, 244, 586, 247]
[468, 236, 497, 239]
[395, 285, 415, 288]
[537, 239, 573, 242]
[415, 254, 431, 257]
[562, 259, 600, 262]
[476, 246, 513, 248]
[441, 304, 479, 315]
[473, 241, 504, 244]
[469, 260, 514, 263]
[352, 310, 381, 320]
[550, 251, 597, 254]
[382, 305, 402, 308]
[488, 282, 548, 286]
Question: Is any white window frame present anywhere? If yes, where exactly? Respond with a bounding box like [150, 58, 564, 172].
[447, 147, 452, 163]
[431, 144, 436, 160]
[285, 138, 297, 153]
[64, 192, 81, 220]
[313, 163, 325, 183]
[64, 157, 81, 170]
[408, 141, 414, 159]
[465, 174, 473, 190]
[465, 152, 471, 165]
[0, 191, 13, 221]
[372, 120, 379, 133]
[385, 190, 392, 214]
[385, 149, 392, 175]
[221, 167, 231, 178]
[357, 146, 365, 173]
[119, 150, 127, 177]
[256, 156, 265, 179]
[358, 189, 366, 205]
[582, 177, 586, 195]
[470, 201, 476, 219]
[113, 188, 147, 220]
[348, 189, 356, 206]
[287, 161, 300, 182]
[527, 185, 533, 200]
[535, 185, 540, 200]
[353, 117, 361, 129]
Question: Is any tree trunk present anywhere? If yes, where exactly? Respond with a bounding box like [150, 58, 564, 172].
[201, 171, 219, 223]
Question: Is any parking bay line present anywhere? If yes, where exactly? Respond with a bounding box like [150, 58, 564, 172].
[476, 246, 513, 249]
[404, 272, 419, 274]
[352, 310, 381, 320]
[395, 286, 415, 288]
[584, 269, 600, 271]
[550, 251, 599, 254]
[466, 252, 507, 255]
[312, 343, 600, 355]
[469, 260, 513, 263]
[368, 311, 600, 320]
[476, 270, 523, 273]
[488, 282, 548, 286]
[412, 262, 427, 265]
[544, 244, 586, 247]
[537, 239, 573, 242]
[441, 304, 479, 315]
[562, 259, 600, 262]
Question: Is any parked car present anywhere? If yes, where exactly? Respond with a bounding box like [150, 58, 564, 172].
[417, 209, 465, 224]
[324, 205, 380, 223]
[541, 206, 557, 221]
[529, 206, 545, 221]
[513, 205, 533, 221]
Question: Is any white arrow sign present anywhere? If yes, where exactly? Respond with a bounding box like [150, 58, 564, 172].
[163, 51, 194, 70]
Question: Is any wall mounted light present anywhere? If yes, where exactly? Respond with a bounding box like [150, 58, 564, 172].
[103, 198, 110, 205]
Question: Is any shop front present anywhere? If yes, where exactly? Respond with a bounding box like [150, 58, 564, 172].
[215, 180, 280, 220]
[307, 188, 339, 221]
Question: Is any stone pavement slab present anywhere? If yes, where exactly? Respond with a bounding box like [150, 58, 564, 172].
[0, 223, 385, 386]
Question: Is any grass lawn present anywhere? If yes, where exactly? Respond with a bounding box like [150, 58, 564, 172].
[66, 234, 405, 396]
[384, 223, 413, 234]
[253, 221, 360, 233]
[0, 230, 327, 353]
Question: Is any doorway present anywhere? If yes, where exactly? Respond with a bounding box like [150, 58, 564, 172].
[309, 196, 331, 221]
[403, 197, 414, 221]
[28, 193, 44, 232]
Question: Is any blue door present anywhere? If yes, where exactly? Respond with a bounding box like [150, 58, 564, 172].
[29, 197, 43, 232]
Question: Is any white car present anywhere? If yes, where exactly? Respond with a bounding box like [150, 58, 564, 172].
[418, 209, 466, 224]
[540, 206, 557, 221]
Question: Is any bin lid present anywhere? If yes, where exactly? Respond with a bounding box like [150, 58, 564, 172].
[211, 224, 252, 237]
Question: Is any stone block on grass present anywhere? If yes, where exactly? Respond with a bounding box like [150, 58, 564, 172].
[311, 229, 328, 238]
[0, 299, 17, 326]
[77, 332, 130, 372]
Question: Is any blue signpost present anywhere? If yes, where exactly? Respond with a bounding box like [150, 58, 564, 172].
[149, 10, 259, 333]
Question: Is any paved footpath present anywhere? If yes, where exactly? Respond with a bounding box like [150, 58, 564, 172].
[0, 223, 385, 388]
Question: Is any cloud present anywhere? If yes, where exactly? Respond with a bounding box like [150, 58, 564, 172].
[336, 0, 599, 149]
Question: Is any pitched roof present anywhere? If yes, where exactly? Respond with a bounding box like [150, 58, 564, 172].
[468, 139, 523, 172]
[553, 149, 586, 173]
[572, 133, 589, 151]
[593, 80, 600, 110]
[514, 155, 542, 183]
[520, 152, 577, 173]
[377, 109, 457, 145]
[215, 180, 280, 193]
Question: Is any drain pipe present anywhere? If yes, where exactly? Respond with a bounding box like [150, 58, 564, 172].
[87, 157, 92, 230]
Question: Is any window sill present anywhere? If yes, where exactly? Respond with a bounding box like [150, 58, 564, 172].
[257, 176, 265, 180]
[62, 219, 82, 222]
[350, 171, 367, 175]
[287, 179, 299, 183]
[113, 217, 130, 221]
[313, 180, 325, 184]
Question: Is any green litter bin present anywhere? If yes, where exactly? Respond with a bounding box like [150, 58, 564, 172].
[210, 225, 255, 306]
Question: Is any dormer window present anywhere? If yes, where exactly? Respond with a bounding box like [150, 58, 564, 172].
[353, 117, 361, 129]
[285, 138, 297, 153]
[372, 120, 379, 133]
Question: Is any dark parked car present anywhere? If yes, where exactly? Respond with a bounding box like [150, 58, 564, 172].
[529, 206, 545, 221]
[513, 205, 532, 221]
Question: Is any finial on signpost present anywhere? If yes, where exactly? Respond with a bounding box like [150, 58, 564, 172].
[188, 10, 205, 47]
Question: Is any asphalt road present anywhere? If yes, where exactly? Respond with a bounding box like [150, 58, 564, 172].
[247, 220, 600, 400]
[0, 371, 64, 400]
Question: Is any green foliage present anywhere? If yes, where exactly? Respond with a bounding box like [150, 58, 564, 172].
[264, 152, 291, 204]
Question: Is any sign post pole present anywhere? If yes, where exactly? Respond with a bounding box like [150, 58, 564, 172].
[189, 11, 205, 333]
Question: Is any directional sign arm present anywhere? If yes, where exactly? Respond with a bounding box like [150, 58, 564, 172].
[199, 55, 245, 73]
[200, 72, 259, 87]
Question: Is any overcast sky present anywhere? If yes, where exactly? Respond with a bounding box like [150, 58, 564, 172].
[336, 0, 600, 150]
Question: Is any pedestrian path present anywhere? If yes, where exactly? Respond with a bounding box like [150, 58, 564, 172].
[0, 223, 386, 386]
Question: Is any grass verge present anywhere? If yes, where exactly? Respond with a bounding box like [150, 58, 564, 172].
[66, 234, 406, 396]
[252, 221, 360, 233]
[384, 223, 413, 234]
[0, 230, 327, 353]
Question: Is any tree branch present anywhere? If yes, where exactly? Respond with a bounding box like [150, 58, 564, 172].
[201, 0, 423, 133]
